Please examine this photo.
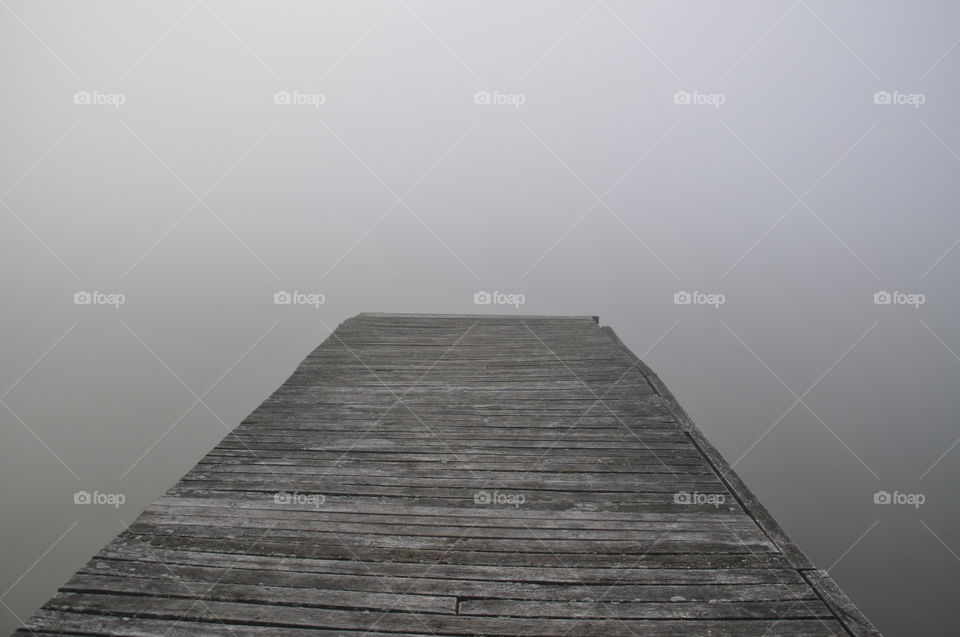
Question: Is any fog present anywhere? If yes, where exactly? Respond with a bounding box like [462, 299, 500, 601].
[2, 2, 959, 634]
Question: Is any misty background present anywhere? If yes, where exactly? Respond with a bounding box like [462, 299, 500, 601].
[2, 1, 959, 634]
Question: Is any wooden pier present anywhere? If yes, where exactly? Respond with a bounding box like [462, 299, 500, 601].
[20, 313, 880, 635]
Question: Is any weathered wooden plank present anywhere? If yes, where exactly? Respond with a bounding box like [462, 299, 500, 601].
[82, 558, 817, 602]
[39, 593, 849, 636]
[98, 542, 802, 579]
[459, 598, 833, 619]
[136, 513, 761, 542]
[178, 471, 726, 491]
[19, 609, 433, 636]
[62, 573, 457, 614]
[153, 497, 745, 522]
[147, 503, 757, 531]
[124, 521, 777, 554]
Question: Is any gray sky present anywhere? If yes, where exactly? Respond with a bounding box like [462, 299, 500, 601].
[2, 2, 959, 634]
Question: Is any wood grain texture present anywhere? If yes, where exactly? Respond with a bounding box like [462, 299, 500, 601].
[18, 313, 879, 636]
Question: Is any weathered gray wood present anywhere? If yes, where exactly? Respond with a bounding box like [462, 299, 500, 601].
[458, 598, 833, 619]
[33, 594, 850, 635]
[19, 313, 878, 636]
[802, 569, 882, 636]
[80, 558, 817, 602]
[62, 574, 457, 614]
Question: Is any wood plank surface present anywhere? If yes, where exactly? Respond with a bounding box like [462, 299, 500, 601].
[18, 313, 879, 636]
